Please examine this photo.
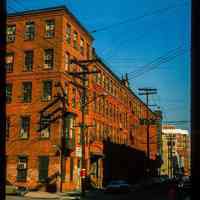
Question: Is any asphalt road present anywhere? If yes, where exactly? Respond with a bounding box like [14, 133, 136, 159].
[6, 184, 191, 200]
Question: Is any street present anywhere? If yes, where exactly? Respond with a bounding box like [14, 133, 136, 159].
[6, 184, 190, 200]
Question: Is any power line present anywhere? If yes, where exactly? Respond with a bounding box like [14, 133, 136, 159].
[127, 45, 187, 76]
[128, 48, 189, 80]
[91, 1, 189, 33]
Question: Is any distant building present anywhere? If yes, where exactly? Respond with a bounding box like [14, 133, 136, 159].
[161, 125, 190, 178]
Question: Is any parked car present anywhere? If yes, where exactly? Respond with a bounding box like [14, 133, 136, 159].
[105, 180, 130, 193]
[178, 177, 191, 195]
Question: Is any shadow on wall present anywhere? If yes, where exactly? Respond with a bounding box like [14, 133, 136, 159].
[103, 140, 147, 186]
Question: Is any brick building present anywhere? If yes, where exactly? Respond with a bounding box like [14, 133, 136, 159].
[161, 125, 190, 178]
[6, 6, 159, 192]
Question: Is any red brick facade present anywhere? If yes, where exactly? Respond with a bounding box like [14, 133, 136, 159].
[6, 6, 159, 192]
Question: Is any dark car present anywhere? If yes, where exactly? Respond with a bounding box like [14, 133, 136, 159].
[105, 180, 130, 193]
[178, 178, 191, 193]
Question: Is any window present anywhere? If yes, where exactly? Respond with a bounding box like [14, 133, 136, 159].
[25, 21, 35, 40]
[45, 20, 55, 38]
[7, 25, 16, 42]
[6, 53, 14, 73]
[73, 31, 78, 49]
[6, 83, 12, 103]
[38, 156, 49, 182]
[66, 24, 71, 43]
[72, 88, 76, 108]
[6, 117, 10, 138]
[44, 49, 54, 69]
[40, 115, 50, 139]
[24, 50, 33, 71]
[22, 82, 32, 102]
[17, 156, 28, 181]
[64, 52, 70, 71]
[80, 38, 84, 55]
[19, 116, 30, 139]
[42, 80, 52, 101]
[86, 43, 90, 59]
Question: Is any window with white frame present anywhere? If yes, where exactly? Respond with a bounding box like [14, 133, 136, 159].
[7, 25, 16, 42]
[45, 19, 55, 38]
[44, 49, 54, 69]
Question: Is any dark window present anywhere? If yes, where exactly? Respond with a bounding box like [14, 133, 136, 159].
[17, 156, 28, 181]
[6, 83, 12, 103]
[38, 156, 49, 182]
[86, 43, 90, 59]
[19, 116, 30, 139]
[42, 80, 52, 101]
[40, 115, 50, 138]
[70, 157, 74, 181]
[45, 20, 55, 38]
[25, 21, 35, 40]
[44, 49, 54, 69]
[80, 38, 84, 55]
[73, 31, 78, 49]
[24, 51, 33, 71]
[6, 53, 14, 73]
[72, 88, 76, 108]
[66, 24, 71, 43]
[22, 82, 32, 102]
[6, 117, 10, 138]
[7, 25, 16, 42]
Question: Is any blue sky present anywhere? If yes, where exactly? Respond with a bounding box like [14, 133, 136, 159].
[7, 0, 191, 130]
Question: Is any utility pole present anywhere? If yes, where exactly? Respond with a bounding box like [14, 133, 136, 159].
[138, 88, 157, 176]
[68, 59, 99, 196]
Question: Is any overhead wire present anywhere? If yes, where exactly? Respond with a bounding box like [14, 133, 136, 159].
[128, 48, 189, 80]
[91, 1, 189, 33]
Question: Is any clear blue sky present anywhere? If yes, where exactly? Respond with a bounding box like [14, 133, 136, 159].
[7, 0, 191, 130]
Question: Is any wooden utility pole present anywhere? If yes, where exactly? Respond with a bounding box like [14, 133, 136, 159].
[68, 59, 99, 196]
[139, 88, 157, 176]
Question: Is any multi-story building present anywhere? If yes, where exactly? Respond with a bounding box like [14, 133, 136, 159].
[6, 6, 159, 192]
[161, 125, 190, 178]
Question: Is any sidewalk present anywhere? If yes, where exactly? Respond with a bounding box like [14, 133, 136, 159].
[24, 190, 98, 199]
[24, 191, 60, 199]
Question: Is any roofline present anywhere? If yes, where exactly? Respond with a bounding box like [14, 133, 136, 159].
[7, 5, 94, 41]
[95, 56, 156, 117]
